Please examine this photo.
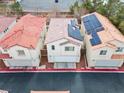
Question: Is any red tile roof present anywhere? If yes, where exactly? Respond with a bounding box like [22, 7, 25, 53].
[111, 54, 124, 59]
[0, 54, 12, 59]
[0, 14, 46, 49]
[0, 16, 16, 33]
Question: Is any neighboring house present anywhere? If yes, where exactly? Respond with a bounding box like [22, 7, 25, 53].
[31, 91, 70, 93]
[0, 89, 8, 93]
[20, 0, 82, 12]
[0, 0, 15, 3]
[0, 16, 16, 39]
[81, 12, 124, 68]
[45, 18, 83, 69]
[0, 14, 46, 67]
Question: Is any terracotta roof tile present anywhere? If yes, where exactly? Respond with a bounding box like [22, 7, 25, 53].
[0, 14, 46, 49]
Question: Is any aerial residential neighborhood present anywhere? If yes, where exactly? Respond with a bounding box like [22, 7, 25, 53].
[0, 0, 124, 93]
[1, 12, 124, 69]
[0, 1, 124, 70]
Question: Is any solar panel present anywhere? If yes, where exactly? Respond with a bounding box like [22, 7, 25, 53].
[91, 31, 97, 37]
[90, 30, 102, 46]
[95, 27, 104, 32]
[83, 21, 93, 34]
[71, 20, 76, 27]
[83, 16, 89, 22]
[68, 24, 83, 41]
[90, 39, 96, 46]
[82, 14, 104, 34]
[91, 14, 102, 28]
[84, 23, 92, 34]
[90, 36, 101, 46]
[82, 14, 104, 46]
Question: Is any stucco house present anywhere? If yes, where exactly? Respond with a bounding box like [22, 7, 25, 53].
[0, 16, 16, 39]
[45, 18, 83, 69]
[81, 12, 124, 68]
[0, 14, 46, 67]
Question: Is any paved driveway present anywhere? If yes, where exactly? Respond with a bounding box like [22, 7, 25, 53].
[0, 73, 124, 93]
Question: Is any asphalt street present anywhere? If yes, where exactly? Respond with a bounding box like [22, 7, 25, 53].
[0, 72, 124, 93]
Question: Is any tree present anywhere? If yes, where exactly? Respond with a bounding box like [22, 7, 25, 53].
[70, 1, 89, 16]
[70, 1, 80, 15]
[119, 21, 124, 34]
[109, 16, 120, 27]
[10, 2, 22, 16]
[81, 0, 124, 35]
[0, 3, 7, 15]
[82, 0, 94, 13]
[70, 5, 74, 14]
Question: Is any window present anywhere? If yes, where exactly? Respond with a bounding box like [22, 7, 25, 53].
[51, 45, 55, 50]
[17, 50, 25, 56]
[116, 47, 123, 52]
[55, 0, 58, 3]
[65, 46, 74, 51]
[4, 49, 7, 52]
[99, 50, 107, 55]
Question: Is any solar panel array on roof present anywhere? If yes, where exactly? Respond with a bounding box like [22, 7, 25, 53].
[82, 14, 103, 46]
[83, 14, 104, 34]
[90, 32, 101, 46]
[68, 21, 83, 41]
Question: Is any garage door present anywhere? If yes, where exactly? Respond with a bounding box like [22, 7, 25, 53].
[54, 62, 76, 69]
[95, 60, 123, 67]
[7, 60, 32, 67]
[51, 56, 79, 62]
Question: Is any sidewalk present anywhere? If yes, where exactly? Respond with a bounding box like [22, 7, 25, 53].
[0, 67, 124, 73]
